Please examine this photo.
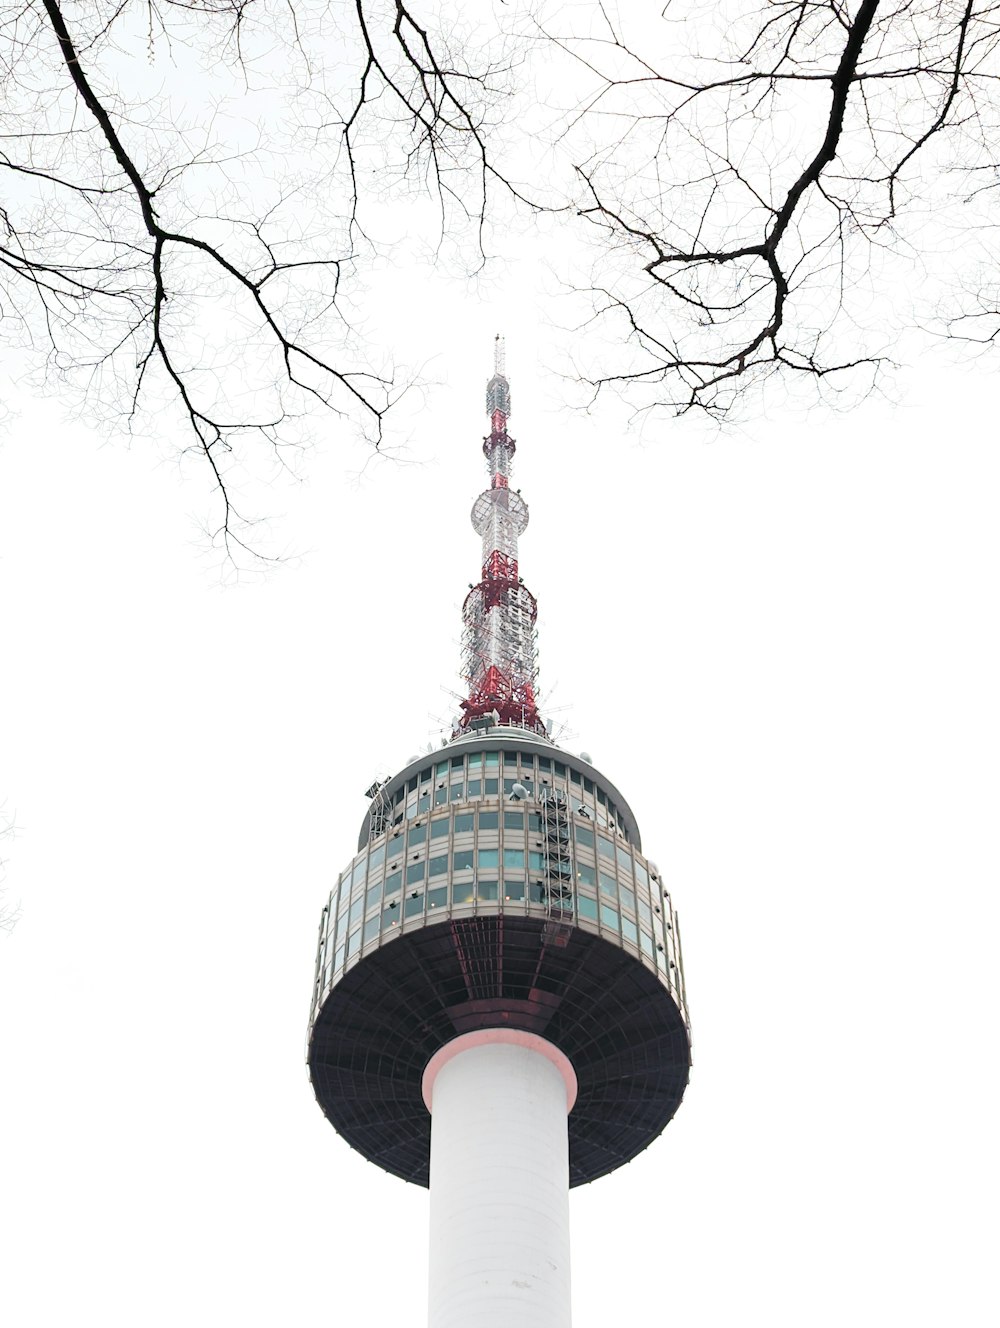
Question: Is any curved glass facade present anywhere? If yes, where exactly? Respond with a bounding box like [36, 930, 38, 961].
[309, 742, 689, 1032]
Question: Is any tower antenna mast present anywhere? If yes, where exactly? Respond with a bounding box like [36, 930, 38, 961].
[458, 335, 544, 735]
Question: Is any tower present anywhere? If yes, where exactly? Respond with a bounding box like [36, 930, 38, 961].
[307, 340, 692, 1327]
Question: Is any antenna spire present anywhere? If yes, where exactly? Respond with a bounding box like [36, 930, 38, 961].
[457, 339, 543, 735]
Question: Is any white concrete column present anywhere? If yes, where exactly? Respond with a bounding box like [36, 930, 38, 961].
[422, 1029, 577, 1328]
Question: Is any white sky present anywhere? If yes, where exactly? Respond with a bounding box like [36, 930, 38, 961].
[2, 17, 999, 1324]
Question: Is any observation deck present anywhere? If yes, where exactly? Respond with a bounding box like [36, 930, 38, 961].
[307, 730, 691, 1187]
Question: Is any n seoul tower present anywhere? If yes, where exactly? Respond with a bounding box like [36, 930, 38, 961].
[307, 339, 691, 1328]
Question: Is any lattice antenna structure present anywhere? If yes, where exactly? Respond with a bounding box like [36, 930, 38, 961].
[457, 337, 544, 736]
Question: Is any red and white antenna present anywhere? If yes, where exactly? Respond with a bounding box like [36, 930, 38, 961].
[457, 336, 544, 735]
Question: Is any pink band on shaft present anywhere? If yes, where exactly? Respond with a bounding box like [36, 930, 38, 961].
[422, 1028, 578, 1113]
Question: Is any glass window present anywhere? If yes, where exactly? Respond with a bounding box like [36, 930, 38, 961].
[504, 811, 524, 830]
[640, 931, 654, 958]
[436, 761, 447, 776]
[384, 870, 402, 896]
[478, 880, 498, 900]
[600, 903, 620, 931]
[451, 755, 463, 769]
[529, 850, 545, 873]
[409, 822, 427, 846]
[434, 787, 447, 805]
[450, 784, 464, 801]
[504, 879, 525, 900]
[351, 859, 367, 887]
[478, 848, 499, 870]
[428, 886, 448, 910]
[504, 751, 517, 766]
[622, 917, 638, 945]
[538, 756, 551, 771]
[382, 901, 400, 927]
[479, 811, 499, 830]
[484, 778, 499, 795]
[419, 767, 431, 785]
[554, 761, 566, 777]
[570, 769, 581, 785]
[429, 855, 448, 878]
[347, 928, 361, 958]
[468, 753, 482, 769]
[639, 901, 653, 930]
[529, 883, 546, 904]
[417, 793, 430, 813]
[584, 777, 594, 794]
[363, 916, 380, 944]
[485, 752, 499, 767]
[528, 812, 542, 835]
[598, 836, 615, 860]
[365, 883, 381, 912]
[599, 870, 617, 898]
[635, 860, 649, 888]
[454, 813, 474, 833]
[577, 862, 596, 887]
[453, 849, 474, 871]
[575, 825, 595, 850]
[578, 894, 598, 921]
[430, 818, 449, 839]
[620, 886, 636, 913]
[369, 842, 386, 871]
[349, 896, 364, 926]
[617, 845, 633, 874]
[334, 943, 345, 969]
[404, 892, 424, 918]
[467, 779, 482, 796]
[503, 777, 516, 795]
[597, 788, 606, 806]
[406, 862, 425, 885]
[452, 880, 475, 904]
[503, 848, 525, 871]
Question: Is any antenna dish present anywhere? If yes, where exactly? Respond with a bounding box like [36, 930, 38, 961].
[580, 751, 593, 764]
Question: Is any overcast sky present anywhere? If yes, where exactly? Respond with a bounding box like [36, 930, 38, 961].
[2, 14, 999, 1324]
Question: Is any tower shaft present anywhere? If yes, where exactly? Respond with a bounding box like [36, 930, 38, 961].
[425, 1033, 575, 1328]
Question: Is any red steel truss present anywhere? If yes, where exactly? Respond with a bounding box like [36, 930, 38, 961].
[457, 337, 545, 735]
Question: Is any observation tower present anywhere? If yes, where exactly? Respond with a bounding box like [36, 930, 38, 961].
[307, 340, 691, 1328]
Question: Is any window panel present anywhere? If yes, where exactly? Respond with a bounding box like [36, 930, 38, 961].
[430, 818, 449, 839]
[578, 894, 598, 921]
[453, 849, 474, 871]
[478, 848, 499, 870]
